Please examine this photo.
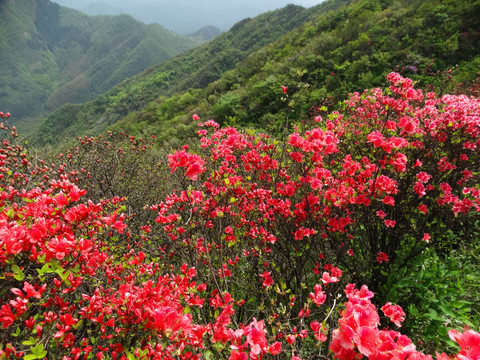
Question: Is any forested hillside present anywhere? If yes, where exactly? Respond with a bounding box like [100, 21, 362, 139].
[0, 0, 201, 132]
[35, 0, 480, 148]
[55, 0, 316, 34]
[34, 2, 342, 145]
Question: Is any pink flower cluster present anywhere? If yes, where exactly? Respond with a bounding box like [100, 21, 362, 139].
[331, 285, 422, 360]
[168, 148, 206, 180]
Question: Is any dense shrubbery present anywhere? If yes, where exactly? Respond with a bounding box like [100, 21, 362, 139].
[382, 244, 480, 352]
[1, 74, 480, 359]
[39, 132, 171, 231]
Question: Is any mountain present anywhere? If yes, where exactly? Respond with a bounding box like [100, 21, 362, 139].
[188, 26, 222, 42]
[34, 3, 315, 144]
[35, 0, 480, 147]
[54, 0, 319, 34]
[0, 0, 201, 133]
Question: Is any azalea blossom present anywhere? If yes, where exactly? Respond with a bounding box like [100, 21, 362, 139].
[260, 272, 274, 288]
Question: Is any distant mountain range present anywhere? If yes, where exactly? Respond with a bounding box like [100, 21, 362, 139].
[188, 26, 223, 42]
[0, 0, 201, 132]
[34, 3, 315, 145]
[53, 0, 320, 34]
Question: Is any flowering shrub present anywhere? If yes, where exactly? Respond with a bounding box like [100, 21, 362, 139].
[330, 285, 480, 360]
[31, 131, 172, 232]
[1, 72, 480, 359]
[154, 72, 480, 310]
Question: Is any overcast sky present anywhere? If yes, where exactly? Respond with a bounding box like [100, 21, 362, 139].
[55, 0, 326, 34]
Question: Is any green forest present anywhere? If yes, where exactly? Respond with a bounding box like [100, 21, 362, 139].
[1, 0, 480, 359]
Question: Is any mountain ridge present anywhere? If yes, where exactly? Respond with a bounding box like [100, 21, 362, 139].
[34, 3, 315, 144]
[0, 0, 201, 133]
[187, 26, 223, 42]
[31, 0, 480, 146]
[54, 0, 322, 34]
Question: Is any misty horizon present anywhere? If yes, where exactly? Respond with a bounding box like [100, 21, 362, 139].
[54, 0, 325, 34]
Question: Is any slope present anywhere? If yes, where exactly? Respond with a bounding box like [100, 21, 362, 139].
[0, 0, 200, 133]
[35, 3, 317, 144]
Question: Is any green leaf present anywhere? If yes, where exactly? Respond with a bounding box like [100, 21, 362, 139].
[30, 343, 47, 358]
[37, 263, 53, 276]
[12, 326, 21, 337]
[22, 339, 36, 346]
[450, 300, 471, 309]
[394, 277, 411, 288]
[23, 354, 37, 360]
[436, 326, 448, 337]
[23, 340, 35, 347]
[61, 270, 71, 282]
[73, 319, 83, 329]
[12, 265, 25, 281]
[438, 304, 456, 318]
[125, 352, 136, 360]
[37, 254, 46, 264]
[426, 309, 444, 322]
[461, 318, 475, 327]
[213, 341, 225, 352]
[446, 270, 462, 277]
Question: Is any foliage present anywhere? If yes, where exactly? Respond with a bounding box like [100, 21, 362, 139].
[382, 243, 480, 353]
[33, 2, 333, 145]
[39, 131, 171, 230]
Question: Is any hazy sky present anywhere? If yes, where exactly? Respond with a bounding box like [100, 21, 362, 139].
[297, 0, 325, 4]
[55, 1, 324, 8]
[55, 0, 326, 34]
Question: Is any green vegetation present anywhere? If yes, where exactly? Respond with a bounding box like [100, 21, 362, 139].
[33, 3, 320, 145]
[382, 243, 480, 352]
[34, 0, 480, 148]
[187, 25, 223, 42]
[0, 0, 201, 133]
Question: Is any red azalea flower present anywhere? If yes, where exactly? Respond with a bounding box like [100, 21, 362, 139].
[260, 272, 274, 288]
